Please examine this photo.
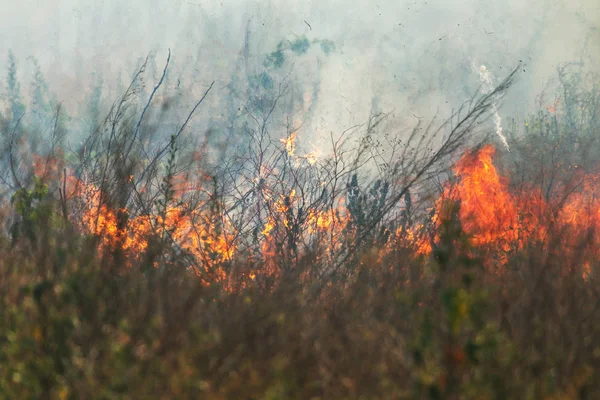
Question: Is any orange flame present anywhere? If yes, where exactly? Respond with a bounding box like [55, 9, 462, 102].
[430, 144, 595, 278]
[29, 138, 597, 286]
[441, 145, 519, 254]
[280, 132, 297, 157]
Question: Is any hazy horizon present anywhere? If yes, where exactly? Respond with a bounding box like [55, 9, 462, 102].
[1, 0, 598, 148]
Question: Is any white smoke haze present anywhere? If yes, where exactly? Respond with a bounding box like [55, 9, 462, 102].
[476, 64, 509, 150]
[0, 0, 598, 150]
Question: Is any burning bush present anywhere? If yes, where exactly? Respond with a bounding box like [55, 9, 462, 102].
[0, 56, 598, 399]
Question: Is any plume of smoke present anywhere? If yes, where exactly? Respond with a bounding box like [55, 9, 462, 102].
[475, 63, 510, 151]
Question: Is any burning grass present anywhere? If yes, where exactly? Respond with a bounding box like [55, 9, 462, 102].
[0, 63, 599, 398]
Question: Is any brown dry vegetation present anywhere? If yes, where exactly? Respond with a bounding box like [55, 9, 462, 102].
[0, 60, 599, 399]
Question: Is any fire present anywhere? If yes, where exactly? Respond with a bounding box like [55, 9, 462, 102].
[431, 144, 597, 278]
[394, 224, 432, 256]
[545, 97, 561, 114]
[262, 218, 275, 236]
[32, 153, 60, 181]
[308, 209, 335, 231]
[40, 167, 239, 284]
[441, 145, 519, 254]
[305, 151, 318, 166]
[280, 132, 297, 157]
[27, 137, 596, 286]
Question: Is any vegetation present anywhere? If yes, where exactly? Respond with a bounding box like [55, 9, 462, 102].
[0, 48, 598, 399]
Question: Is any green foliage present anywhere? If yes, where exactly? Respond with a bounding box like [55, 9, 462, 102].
[83, 72, 103, 132]
[4, 51, 25, 121]
[265, 49, 286, 69]
[11, 177, 49, 217]
[290, 37, 310, 55]
[249, 71, 275, 91]
[346, 174, 391, 255]
[28, 56, 54, 130]
[10, 177, 54, 243]
[264, 36, 335, 69]
[317, 39, 336, 55]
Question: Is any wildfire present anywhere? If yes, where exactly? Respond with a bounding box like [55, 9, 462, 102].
[39, 166, 239, 284]
[431, 144, 597, 277]
[394, 224, 432, 256]
[28, 138, 596, 286]
[280, 132, 297, 157]
[441, 145, 519, 253]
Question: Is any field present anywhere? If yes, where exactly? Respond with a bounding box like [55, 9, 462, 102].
[0, 51, 599, 399]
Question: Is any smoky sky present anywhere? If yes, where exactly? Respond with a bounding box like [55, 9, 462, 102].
[0, 0, 598, 146]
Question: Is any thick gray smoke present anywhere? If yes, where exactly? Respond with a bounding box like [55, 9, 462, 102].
[0, 0, 598, 148]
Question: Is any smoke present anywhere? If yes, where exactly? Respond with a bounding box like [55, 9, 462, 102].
[0, 0, 598, 141]
[476, 64, 510, 151]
